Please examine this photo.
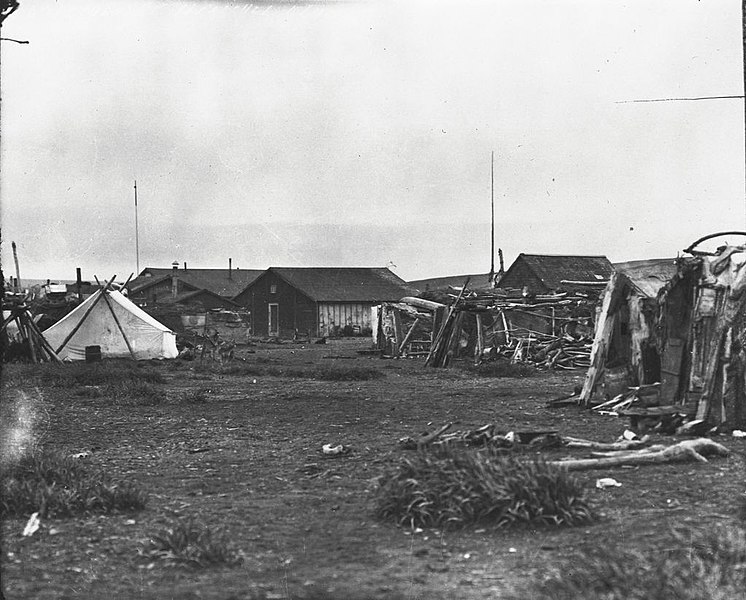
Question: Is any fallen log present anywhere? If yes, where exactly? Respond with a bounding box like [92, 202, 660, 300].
[589, 444, 668, 458]
[549, 438, 730, 471]
[561, 435, 651, 451]
[398, 423, 453, 449]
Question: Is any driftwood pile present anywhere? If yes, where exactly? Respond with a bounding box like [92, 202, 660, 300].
[424, 285, 597, 369]
[500, 333, 592, 370]
[1, 297, 61, 363]
[398, 423, 731, 471]
[548, 438, 731, 471]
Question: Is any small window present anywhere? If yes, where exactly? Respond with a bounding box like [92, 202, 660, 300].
[270, 285, 277, 294]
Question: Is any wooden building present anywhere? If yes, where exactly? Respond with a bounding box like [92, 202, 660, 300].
[232, 267, 414, 338]
[128, 264, 264, 306]
[497, 254, 614, 295]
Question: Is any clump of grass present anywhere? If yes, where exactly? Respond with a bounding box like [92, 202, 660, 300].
[517, 525, 746, 600]
[466, 360, 535, 378]
[109, 379, 162, 406]
[198, 362, 382, 381]
[6, 361, 165, 389]
[180, 387, 211, 403]
[375, 445, 593, 530]
[71, 379, 161, 405]
[0, 448, 147, 518]
[140, 517, 242, 568]
[218, 363, 265, 377]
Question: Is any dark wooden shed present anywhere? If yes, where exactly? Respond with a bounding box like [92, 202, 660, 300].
[497, 254, 614, 295]
[232, 267, 414, 338]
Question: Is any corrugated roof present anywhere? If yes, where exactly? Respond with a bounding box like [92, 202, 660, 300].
[613, 258, 679, 297]
[129, 267, 264, 298]
[269, 267, 415, 302]
[517, 254, 614, 288]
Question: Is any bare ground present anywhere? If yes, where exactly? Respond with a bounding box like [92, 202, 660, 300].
[1, 338, 745, 599]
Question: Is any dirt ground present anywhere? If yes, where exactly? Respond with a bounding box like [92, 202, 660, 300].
[2, 337, 745, 599]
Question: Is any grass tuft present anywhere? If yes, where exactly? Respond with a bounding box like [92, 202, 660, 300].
[0, 448, 147, 518]
[515, 525, 746, 600]
[375, 445, 593, 530]
[140, 517, 243, 568]
[305, 365, 383, 381]
[179, 387, 211, 403]
[199, 362, 383, 381]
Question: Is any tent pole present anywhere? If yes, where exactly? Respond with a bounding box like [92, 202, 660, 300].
[23, 315, 38, 363]
[54, 276, 115, 354]
[99, 287, 138, 360]
[0, 306, 19, 332]
[26, 315, 62, 363]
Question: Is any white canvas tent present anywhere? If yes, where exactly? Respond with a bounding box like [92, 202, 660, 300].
[43, 287, 178, 361]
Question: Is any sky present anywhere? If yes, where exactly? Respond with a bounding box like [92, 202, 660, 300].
[1, 0, 744, 282]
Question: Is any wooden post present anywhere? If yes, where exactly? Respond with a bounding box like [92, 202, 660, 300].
[474, 312, 484, 365]
[398, 317, 421, 355]
[11, 241, 22, 291]
[580, 272, 622, 405]
[24, 315, 38, 363]
[500, 310, 510, 345]
[426, 278, 470, 367]
[392, 308, 404, 358]
[444, 311, 466, 367]
[26, 316, 62, 363]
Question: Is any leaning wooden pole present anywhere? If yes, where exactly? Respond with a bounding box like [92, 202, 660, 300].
[54, 276, 115, 355]
[26, 316, 62, 363]
[99, 287, 138, 360]
[426, 277, 471, 367]
[579, 272, 621, 406]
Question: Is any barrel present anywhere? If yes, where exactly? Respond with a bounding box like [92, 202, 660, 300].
[85, 345, 102, 363]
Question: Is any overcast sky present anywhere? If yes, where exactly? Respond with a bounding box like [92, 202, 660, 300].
[1, 0, 744, 282]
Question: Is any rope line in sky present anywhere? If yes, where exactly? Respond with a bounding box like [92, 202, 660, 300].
[616, 95, 744, 103]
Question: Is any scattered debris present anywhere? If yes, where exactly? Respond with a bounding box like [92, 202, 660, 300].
[22, 512, 40, 537]
[596, 478, 622, 489]
[321, 444, 350, 456]
[550, 438, 730, 471]
[398, 423, 561, 450]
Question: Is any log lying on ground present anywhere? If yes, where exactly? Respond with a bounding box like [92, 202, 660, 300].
[549, 438, 730, 471]
[398, 423, 453, 449]
[561, 435, 651, 451]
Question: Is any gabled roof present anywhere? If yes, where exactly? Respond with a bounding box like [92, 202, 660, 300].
[502, 254, 614, 290]
[128, 275, 201, 295]
[613, 258, 679, 298]
[408, 273, 494, 292]
[129, 267, 264, 298]
[157, 288, 241, 307]
[261, 267, 415, 302]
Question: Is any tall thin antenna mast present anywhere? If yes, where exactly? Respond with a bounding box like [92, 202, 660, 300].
[134, 180, 140, 274]
[489, 150, 495, 282]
